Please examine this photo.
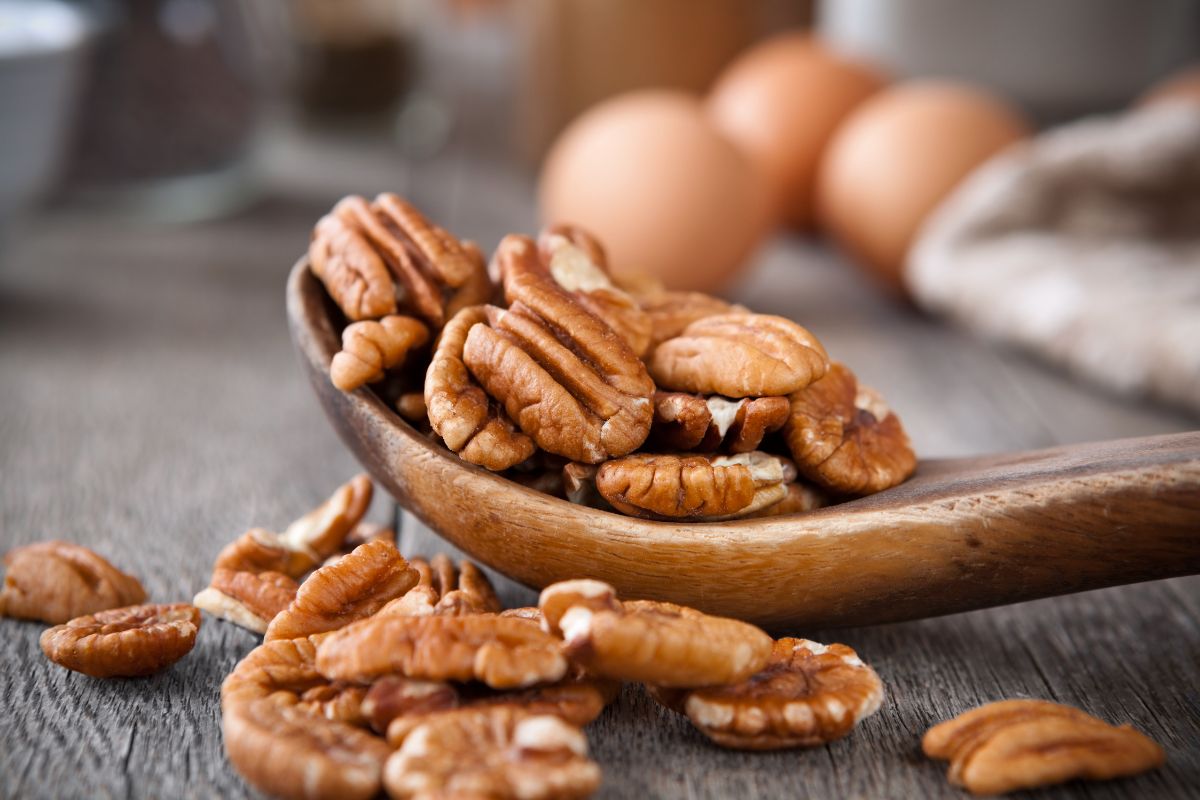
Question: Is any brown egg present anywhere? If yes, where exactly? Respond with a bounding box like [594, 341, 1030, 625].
[1138, 65, 1200, 108]
[708, 33, 888, 229]
[816, 81, 1030, 290]
[539, 90, 771, 292]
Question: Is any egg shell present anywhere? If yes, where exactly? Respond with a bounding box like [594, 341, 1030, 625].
[708, 33, 887, 229]
[1138, 65, 1200, 108]
[816, 80, 1030, 290]
[539, 90, 771, 292]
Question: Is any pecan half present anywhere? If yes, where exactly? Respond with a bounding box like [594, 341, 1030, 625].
[265, 540, 419, 641]
[425, 305, 536, 471]
[316, 614, 568, 689]
[654, 638, 884, 750]
[40, 603, 200, 678]
[330, 315, 429, 392]
[784, 362, 916, 495]
[463, 234, 655, 463]
[923, 699, 1165, 795]
[309, 202, 399, 321]
[539, 581, 772, 688]
[649, 313, 829, 397]
[638, 290, 745, 351]
[223, 699, 389, 800]
[651, 392, 790, 453]
[194, 569, 299, 634]
[595, 451, 795, 520]
[1, 541, 146, 624]
[363, 675, 460, 735]
[383, 707, 601, 800]
[744, 481, 827, 518]
[537, 224, 652, 357]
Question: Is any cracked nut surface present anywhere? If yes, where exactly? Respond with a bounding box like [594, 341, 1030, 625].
[40, 602, 199, 678]
[194, 569, 298, 634]
[651, 393, 790, 453]
[463, 234, 655, 463]
[539, 581, 772, 688]
[425, 305, 536, 471]
[384, 707, 600, 800]
[223, 697, 389, 800]
[331, 315, 429, 392]
[537, 224, 652, 357]
[923, 699, 1165, 795]
[595, 451, 795, 520]
[265, 540, 419, 641]
[1, 541, 147, 624]
[639, 290, 744, 350]
[317, 614, 568, 689]
[656, 638, 883, 750]
[649, 313, 829, 397]
[784, 362, 916, 495]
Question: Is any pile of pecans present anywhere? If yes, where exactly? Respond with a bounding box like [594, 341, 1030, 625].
[0, 474, 1167, 797]
[308, 194, 918, 520]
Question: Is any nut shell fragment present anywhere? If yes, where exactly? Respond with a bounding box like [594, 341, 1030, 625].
[40, 603, 200, 678]
[784, 362, 916, 495]
[649, 313, 829, 397]
[923, 699, 1165, 795]
[1, 541, 147, 624]
[331, 315, 429, 392]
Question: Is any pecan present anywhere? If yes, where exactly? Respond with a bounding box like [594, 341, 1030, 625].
[654, 638, 884, 750]
[425, 305, 536, 471]
[363, 675, 460, 735]
[595, 451, 795, 520]
[649, 313, 829, 397]
[265, 540, 419, 641]
[435, 559, 503, 616]
[1, 541, 146, 624]
[223, 698, 389, 800]
[651, 392, 790, 453]
[194, 569, 298, 634]
[316, 614, 568, 689]
[784, 362, 916, 495]
[499, 606, 544, 623]
[395, 391, 428, 424]
[463, 234, 655, 463]
[40, 603, 199, 678]
[377, 585, 440, 618]
[744, 481, 827, 518]
[330, 315, 429, 392]
[342, 522, 397, 551]
[295, 683, 371, 726]
[539, 581, 772, 688]
[309, 202, 399, 321]
[638, 290, 745, 350]
[562, 463, 605, 508]
[537, 224, 652, 357]
[923, 699, 1165, 795]
[215, 475, 373, 578]
[383, 707, 601, 800]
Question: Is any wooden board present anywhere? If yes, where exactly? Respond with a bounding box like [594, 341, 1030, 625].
[1, 134, 1197, 798]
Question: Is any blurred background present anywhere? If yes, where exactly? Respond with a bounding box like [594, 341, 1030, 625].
[1, 0, 1199, 461]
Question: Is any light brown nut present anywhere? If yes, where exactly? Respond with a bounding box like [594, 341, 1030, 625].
[395, 391, 428, 424]
[655, 638, 884, 750]
[377, 585, 440, 618]
[649, 313, 829, 397]
[425, 305, 537, 471]
[40, 603, 199, 678]
[744, 481, 827, 518]
[923, 699, 1165, 795]
[194, 569, 299, 634]
[309, 200, 399, 321]
[295, 683, 371, 726]
[539, 581, 772, 688]
[651, 393, 790, 453]
[499, 607, 544, 623]
[537, 224, 652, 357]
[265, 540, 419, 641]
[316, 614, 568, 689]
[562, 463, 606, 508]
[1, 541, 147, 624]
[432, 560, 502, 617]
[343, 522, 397, 551]
[223, 698, 389, 800]
[463, 234, 655, 464]
[330, 315, 430, 392]
[638, 290, 745, 350]
[213, 528, 311, 579]
[595, 451, 795, 520]
[385, 678, 616, 747]
[363, 675, 461, 735]
[384, 707, 601, 800]
[784, 361, 916, 495]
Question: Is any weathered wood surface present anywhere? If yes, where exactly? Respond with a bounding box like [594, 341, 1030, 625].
[1, 131, 1198, 798]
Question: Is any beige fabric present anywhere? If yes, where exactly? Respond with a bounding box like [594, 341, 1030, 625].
[908, 104, 1200, 414]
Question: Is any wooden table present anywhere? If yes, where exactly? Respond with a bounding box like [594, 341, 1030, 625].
[1, 129, 1197, 798]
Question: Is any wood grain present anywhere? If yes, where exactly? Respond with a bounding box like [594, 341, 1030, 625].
[1, 133, 1197, 799]
[290, 260, 1200, 629]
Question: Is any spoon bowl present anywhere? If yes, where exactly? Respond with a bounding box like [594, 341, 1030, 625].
[288, 259, 1200, 629]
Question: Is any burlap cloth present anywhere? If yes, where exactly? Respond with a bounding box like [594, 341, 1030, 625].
[908, 103, 1200, 415]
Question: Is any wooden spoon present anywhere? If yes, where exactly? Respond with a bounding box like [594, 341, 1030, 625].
[288, 260, 1200, 629]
